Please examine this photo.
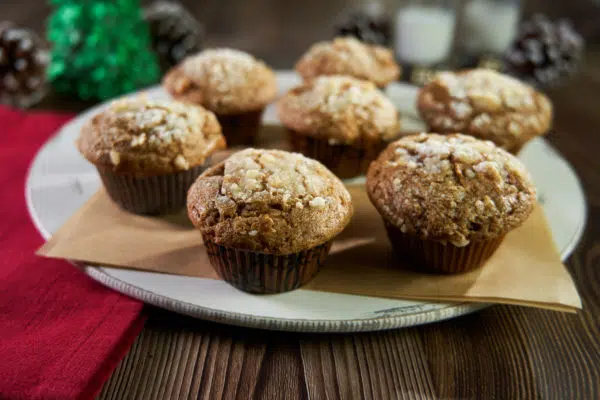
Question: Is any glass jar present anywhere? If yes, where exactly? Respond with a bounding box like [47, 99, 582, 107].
[460, 0, 522, 56]
[393, 0, 459, 66]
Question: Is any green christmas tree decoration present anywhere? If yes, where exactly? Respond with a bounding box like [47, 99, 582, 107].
[47, 0, 161, 100]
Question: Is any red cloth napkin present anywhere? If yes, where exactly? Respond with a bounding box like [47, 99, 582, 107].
[0, 106, 145, 400]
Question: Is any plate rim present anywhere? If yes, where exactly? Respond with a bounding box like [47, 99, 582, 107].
[25, 75, 587, 332]
[84, 267, 489, 332]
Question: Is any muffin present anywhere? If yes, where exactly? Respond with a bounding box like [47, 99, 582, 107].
[417, 69, 553, 154]
[163, 48, 277, 146]
[277, 75, 400, 179]
[366, 133, 536, 274]
[77, 97, 225, 214]
[187, 148, 353, 293]
[295, 37, 401, 88]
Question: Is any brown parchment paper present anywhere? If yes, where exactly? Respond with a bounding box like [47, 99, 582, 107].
[38, 186, 582, 312]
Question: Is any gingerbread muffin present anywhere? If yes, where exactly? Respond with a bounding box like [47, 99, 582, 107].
[77, 97, 225, 214]
[163, 48, 277, 146]
[366, 133, 536, 273]
[277, 75, 400, 179]
[187, 148, 353, 293]
[417, 69, 552, 154]
[295, 37, 400, 88]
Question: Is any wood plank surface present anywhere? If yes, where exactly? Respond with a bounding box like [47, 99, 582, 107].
[4, 1, 599, 399]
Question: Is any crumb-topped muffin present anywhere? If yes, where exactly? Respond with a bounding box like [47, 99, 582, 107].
[77, 97, 225, 214]
[417, 69, 552, 154]
[277, 75, 400, 179]
[163, 48, 277, 146]
[367, 133, 536, 273]
[188, 148, 353, 293]
[295, 37, 401, 88]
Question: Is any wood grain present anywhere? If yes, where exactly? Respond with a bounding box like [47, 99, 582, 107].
[301, 332, 437, 399]
[97, 311, 277, 400]
[3, 1, 599, 399]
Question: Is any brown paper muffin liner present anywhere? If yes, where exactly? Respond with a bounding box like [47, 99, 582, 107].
[97, 164, 206, 215]
[217, 109, 264, 147]
[384, 222, 505, 274]
[287, 129, 386, 179]
[202, 237, 333, 294]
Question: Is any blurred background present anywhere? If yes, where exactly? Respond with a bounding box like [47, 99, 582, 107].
[1, 0, 599, 109]
[4, 0, 600, 69]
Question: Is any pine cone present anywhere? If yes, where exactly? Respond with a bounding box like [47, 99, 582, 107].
[505, 14, 584, 88]
[0, 21, 49, 108]
[143, 1, 203, 72]
[333, 8, 392, 47]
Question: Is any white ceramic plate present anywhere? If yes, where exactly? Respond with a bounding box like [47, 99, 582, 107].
[26, 71, 586, 332]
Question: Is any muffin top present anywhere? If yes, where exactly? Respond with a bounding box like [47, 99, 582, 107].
[417, 69, 552, 149]
[162, 48, 278, 115]
[367, 133, 536, 247]
[295, 37, 401, 87]
[77, 97, 225, 175]
[277, 75, 400, 144]
[188, 148, 353, 254]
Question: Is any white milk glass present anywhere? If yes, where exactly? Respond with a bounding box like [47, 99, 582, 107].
[394, 0, 458, 65]
[461, 0, 521, 54]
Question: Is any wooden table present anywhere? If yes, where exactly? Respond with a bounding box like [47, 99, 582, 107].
[7, 1, 600, 398]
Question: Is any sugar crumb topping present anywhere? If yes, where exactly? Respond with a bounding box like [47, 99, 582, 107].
[108, 97, 206, 146]
[182, 48, 261, 91]
[188, 149, 353, 254]
[174, 154, 190, 170]
[436, 69, 535, 111]
[217, 149, 342, 209]
[109, 150, 120, 166]
[372, 133, 536, 246]
[328, 37, 382, 70]
[389, 133, 529, 183]
[309, 196, 327, 208]
[419, 69, 552, 148]
[288, 75, 398, 136]
[297, 37, 399, 86]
